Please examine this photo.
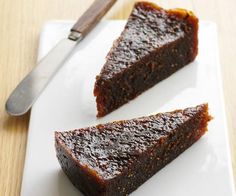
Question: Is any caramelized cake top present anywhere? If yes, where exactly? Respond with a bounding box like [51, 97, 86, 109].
[98, 2, 198, 80]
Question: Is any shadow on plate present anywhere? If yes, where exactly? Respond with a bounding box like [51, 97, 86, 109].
[57, 170, 83, 196]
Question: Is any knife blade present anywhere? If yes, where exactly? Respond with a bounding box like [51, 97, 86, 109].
[6, 0, 117, 116]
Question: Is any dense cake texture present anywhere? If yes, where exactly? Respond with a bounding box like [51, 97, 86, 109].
[94, 2, 199, 117]
[55, 104, 211, 196]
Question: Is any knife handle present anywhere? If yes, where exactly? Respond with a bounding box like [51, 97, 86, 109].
[71, 0, 117, 37]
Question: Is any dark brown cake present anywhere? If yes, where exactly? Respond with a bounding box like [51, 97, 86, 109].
[94, 2, 199, 117]
[55, 104, 211, 196]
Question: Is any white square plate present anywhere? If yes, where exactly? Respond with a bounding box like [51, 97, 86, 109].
[21, 20, 235, 196]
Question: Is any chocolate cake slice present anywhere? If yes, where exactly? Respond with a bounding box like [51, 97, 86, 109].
[55, 104, 211, 196]
[94, 2, 199, 117]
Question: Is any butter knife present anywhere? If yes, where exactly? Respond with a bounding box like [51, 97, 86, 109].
[6, 0, 117, 116]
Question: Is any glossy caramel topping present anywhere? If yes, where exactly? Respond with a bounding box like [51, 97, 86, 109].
[100, 2, 195, 80]
[56, 104, 206, 180]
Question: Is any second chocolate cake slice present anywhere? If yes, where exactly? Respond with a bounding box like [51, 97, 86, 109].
[55, 104, 211, 196]
[94, 2, 199, 117]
